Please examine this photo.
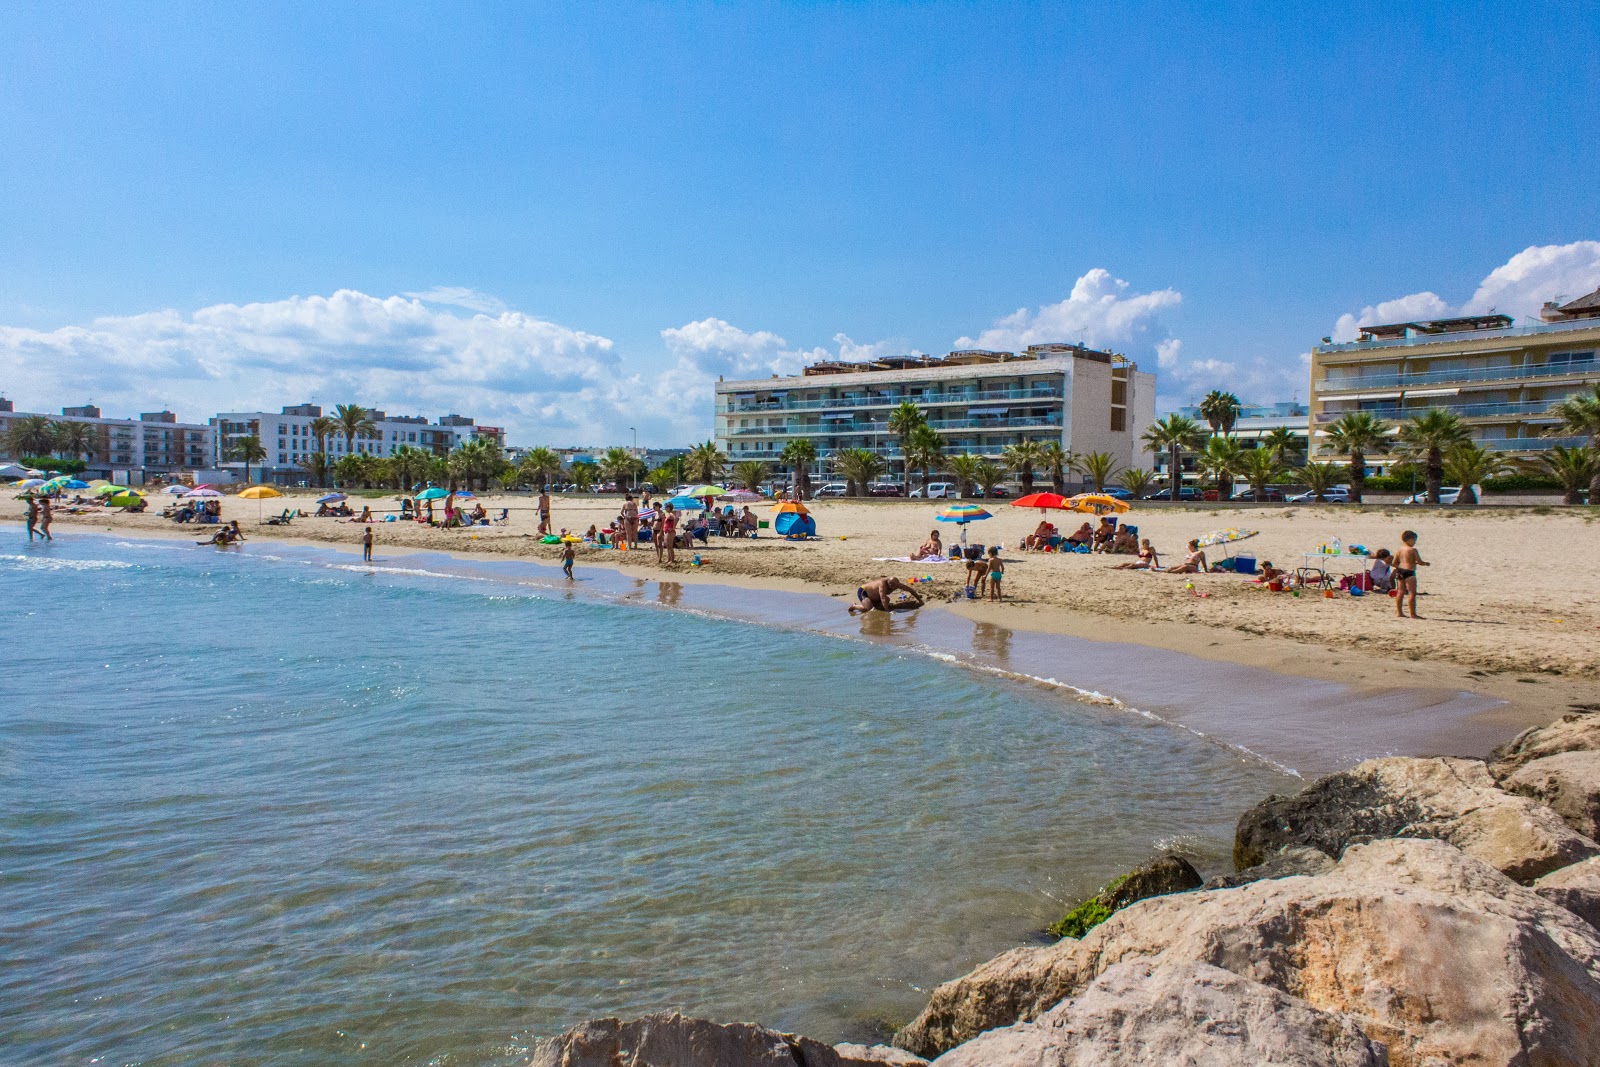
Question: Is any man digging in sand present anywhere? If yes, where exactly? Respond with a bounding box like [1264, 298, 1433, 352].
[848, 576, 926, 615]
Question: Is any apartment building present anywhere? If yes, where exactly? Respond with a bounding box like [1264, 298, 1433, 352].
[211, 405, 506, 484]
[0, 401, 217, 481]
[714, 343, 1157, 484]
[1309, 288, 1600, 460]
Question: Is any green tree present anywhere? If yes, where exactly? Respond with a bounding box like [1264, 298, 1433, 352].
[569, 461, 599, 492]
[830, 447, 884, 497]
[1548, 384, 1600, 505]
[734, 459, 770, 492]
[1236, 447, 1284, 501]
[1324, 412, 1390, 503]
[598, 447, 643, 491]
[685, 440, 727, 484]
[973, 460, 1005, 498]
[519, 446, 562, 490]
[1198, 390, 1242, 434]
[296, 453, 328, 487]
[55, 420, 94, 461]
[1397, 409, 1472, 503]
[648, 455, 688, 492]
[388, 444, 429, 491]
[1118, 466, 1155, 497]
[306, 416, 338, 487]
[1001, 439, 1047, 495]
[1443, 443, 1512, 505]
[1141, 414, 1206, 500]
[1261, 427, 1304, 467]
[1039, 442, 1073, 494]
[887, 400, 928, 485]
[1196, 435, 1245, 500]
[904, 424, 944, 496]
[1076, 451, 1120, 493]
[946, 452, 985, 498]
[1299, 461, 1345, 503]
[780, 438, 818, 499]
[228, 434, 268, 484]
[1528, 445, 1599, 505]
[4, 414, 58, 458]
[334, 404, 377, 466]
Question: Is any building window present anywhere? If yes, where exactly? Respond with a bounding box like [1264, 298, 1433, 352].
[1110, 409, 1125, 432]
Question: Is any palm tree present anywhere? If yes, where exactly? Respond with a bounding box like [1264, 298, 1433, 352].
[1198, 390, 1242, 435]
[306, 415, 338, 487]
[1260, 427, 1304, 467]
[1039, 442, 1072, 494]
[649, 455, 688, 492]
[296, 452, 328, 488]
[334, 404, 378, 465]
[569, 461, 599, 492]
[734, 459, 770, 492]
[903, 425, 944, 497]
[779, 438, 818, 499]
[389, 444, 429, 491]
[947, 452, 985, 498]
[1443, 443, 1512, 505]
[831, 448, 884, 497]
[973, 460, 1005, 498]
[1299, 462, 1345, 503]
[1196, 435, 1245, 500]
[55, 419, 94, 461]
[1548, 384, 1600, 505]
[598, 447, 643, 491]
[1528, 445, 1599, 505]
[1001, 439, 1047, 495]
[5, 413, 58, 458]
[1118, 467, 1155, 498]
[1237, 447, 1284, 501]
[229, 434, 268, 484]
[1397, 409, 1472, 503]
[1141, 414, 1206, 500]
[685, 440, 727, 484]
[1324, 412, 1390, 503]
[887, 400, 927, 485]
[1077, 451, 1120, 493]
[519, 446, 562, 490]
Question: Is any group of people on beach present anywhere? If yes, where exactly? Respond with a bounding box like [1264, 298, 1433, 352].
[23, 495, 53, 541]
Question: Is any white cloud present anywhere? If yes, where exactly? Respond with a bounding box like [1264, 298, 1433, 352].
[1156, 338, 1183, 370]
[1331, 241, 1600, 341]
[402, 286, 509, 315]
[0, 289, 635, 442]
[956, 268, 1182, 352]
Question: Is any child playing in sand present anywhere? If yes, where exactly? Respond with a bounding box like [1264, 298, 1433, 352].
[1393, 531, 1427, 619]
[965, 555, 986, 598]
[986, 546, 1004, 601]
[561, 540, 575, 580]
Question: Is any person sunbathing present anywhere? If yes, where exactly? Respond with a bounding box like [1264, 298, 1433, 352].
[1163, 539, 1208, 574]
[1065, 522, 1094, 547]
[848, 576, 926, 615]
[1112, 538, 1159, 570]
[912, 530, 943, 559]
[1023, 520, 1055, 551]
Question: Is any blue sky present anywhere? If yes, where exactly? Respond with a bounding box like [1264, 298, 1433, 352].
[2, 1, 1598, 443]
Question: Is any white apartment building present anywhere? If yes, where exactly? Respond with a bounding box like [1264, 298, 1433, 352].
[714, 344, 1157, 485]
[0, 400, 217, 482]
[211, 404, 506, 484]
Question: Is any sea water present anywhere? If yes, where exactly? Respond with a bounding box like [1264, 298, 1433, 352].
[0, 536, 1295, 1066]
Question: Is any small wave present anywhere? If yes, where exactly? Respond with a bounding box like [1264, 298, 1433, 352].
[0, 555, 135, 571]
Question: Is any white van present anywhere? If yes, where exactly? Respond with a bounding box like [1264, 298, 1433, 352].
[813, 482, 849, 497]
[910, 482, 957, 499]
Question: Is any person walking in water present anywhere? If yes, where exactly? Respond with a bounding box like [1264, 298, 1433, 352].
[1393, 529, 1428, 619]
[25, 496, 39, 541]
[361, 525, 374, 562]
[38, 496, 53, 541]
[561, 540, 575, 580]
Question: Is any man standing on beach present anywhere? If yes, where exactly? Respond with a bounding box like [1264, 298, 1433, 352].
[1393, 530, 1428, 619]
[621, 494, 639, 548]
[848, 576, 925, 615]
[538, 487, 552, 535]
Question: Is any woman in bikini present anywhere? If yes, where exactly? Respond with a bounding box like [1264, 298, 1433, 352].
[1112, 538, 1159, 570]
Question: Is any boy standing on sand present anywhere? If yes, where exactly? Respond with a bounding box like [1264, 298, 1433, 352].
[1393, 530, 1428, 619]
[361, 526, 374, 562]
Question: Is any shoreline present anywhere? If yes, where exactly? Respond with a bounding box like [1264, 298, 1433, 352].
[44, 521, 1587, 775]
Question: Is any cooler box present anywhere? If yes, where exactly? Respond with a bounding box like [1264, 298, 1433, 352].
[1234, 554, 1257, 574]
[964, 544, 984, 561]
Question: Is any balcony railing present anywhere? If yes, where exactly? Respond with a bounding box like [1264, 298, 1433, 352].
[718, 385, 1064, 413]
[1314, 358, 1598, 393]
[727, 414, 1064, 436]
[1314, 399, 1566, 423]
[1316, 316, 1600, 354]
[1484, 436, 1589, 452]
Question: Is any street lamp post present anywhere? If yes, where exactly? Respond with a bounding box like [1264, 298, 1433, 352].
[628, 427, 638, 492]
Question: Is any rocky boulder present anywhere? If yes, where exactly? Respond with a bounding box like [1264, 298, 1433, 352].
[1489, 711, 1600, 778]
[530, 1012, 844, 1067]
[1500, 749, 1600, 839]
[1047, 854, 1202, 937]
[928, 959, 1387, 1067]
[1535, 857, 1600, 932]
[1232, 756, 1598, 883]
[833, 1044, 928, 1066]
[1204, 844, 1335, 889]
[895, 839, 1600, 1065]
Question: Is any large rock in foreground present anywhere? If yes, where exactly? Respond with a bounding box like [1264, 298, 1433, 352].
[530, 1012, 844, 1067]
[928, 959, 1387, 1067]
[1536, 856, 1600, 933]
[894, 839, 1600, 1065]
[1501, 749, 1600, 839]
[1489, 711, 1600, 778]
[1232, 756, 1598, 883]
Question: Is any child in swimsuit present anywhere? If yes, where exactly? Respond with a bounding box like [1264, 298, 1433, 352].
[986, 546, 1004, 601]
[1393, 531, 1427, 619]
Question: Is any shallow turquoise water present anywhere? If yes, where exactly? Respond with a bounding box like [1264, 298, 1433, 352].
[0, 536, 1294, 1066]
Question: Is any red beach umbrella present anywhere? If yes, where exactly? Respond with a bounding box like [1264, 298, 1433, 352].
[1010, 492, 1072, 513]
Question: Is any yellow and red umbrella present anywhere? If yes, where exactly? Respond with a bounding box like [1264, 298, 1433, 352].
[1066, 493, 1130, 516]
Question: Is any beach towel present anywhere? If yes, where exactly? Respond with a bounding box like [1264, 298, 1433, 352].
[872, 556, 956, 563]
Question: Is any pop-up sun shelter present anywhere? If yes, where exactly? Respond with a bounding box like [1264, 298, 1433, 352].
[771, 500, 815, 538]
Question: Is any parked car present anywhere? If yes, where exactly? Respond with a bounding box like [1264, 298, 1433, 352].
[968, 485, 1010, 499]
[1231, 486, 1286, 502]
[1403, 486, 1472, 505]
[1143, 487, 1202, 501]
[868, 482, 904, 497]
[813, 482, 849, 498]
[1287, 487, 1351, 504]
[1100, 487, 1135, 500]
[910, 482, 958, 499]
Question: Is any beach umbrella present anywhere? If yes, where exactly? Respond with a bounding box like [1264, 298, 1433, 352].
[453, 490, 476, 500]
[771, 499, 810, 515]
[163, 484, 191, 494]
[666, 495, 706, 510]
[682, 485, 722, 499]
[723, 488, 763, 503]
[16, 478, 45, 490]
[61, 478, 90, 490]
[317, 491, 351, 503]
[935, 502, 992, 546]
[107, 491, 142, 507]
[414, 488, 448, 501]
[96, 483, 126, 496]
[239, 484, 283, 520]
[1197, 528, 1259, 560]
[1010, 492, 1072, 513]
[1066, 493, 1130, 516]
[183, 488, 223, 499]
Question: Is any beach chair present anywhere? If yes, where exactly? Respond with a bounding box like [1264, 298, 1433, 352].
[492, 508, 509, 525]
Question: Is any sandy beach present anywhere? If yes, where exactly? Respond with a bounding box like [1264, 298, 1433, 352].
[16, 492, 1599, 731]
